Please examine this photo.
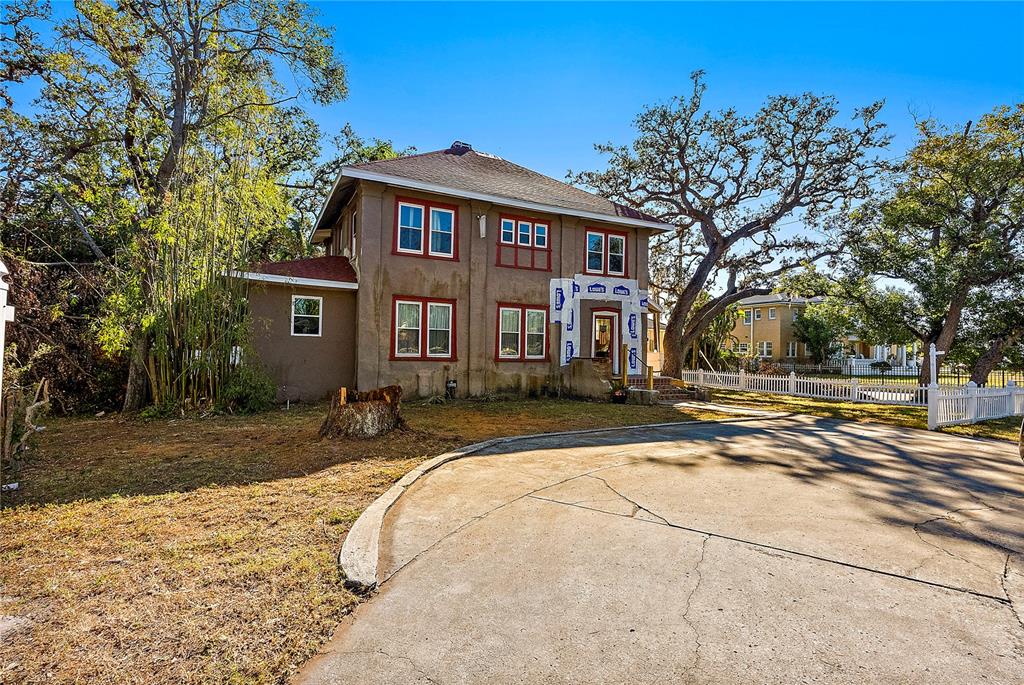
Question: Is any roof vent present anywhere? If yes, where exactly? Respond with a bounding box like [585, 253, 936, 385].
[447, 140, 472, 155]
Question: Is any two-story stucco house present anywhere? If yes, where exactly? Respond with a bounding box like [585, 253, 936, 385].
[235, 141, 672, 401]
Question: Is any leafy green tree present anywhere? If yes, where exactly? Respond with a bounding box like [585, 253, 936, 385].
[573, 71, 889, 377]
[281, 124, 416, 256]
[946, 278, 1024, 384]
[792, 303, 848, 364]
[832, 105, 1024, 384]
[1, 0, 348, 410]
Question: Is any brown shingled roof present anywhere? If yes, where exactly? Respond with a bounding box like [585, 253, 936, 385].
[253, 256, 357, 284]
[345, 144, 662, 224]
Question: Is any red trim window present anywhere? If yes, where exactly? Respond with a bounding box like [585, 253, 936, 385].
[390, 296, 458, 361]
[584, 228, 628, 277]
[495, 214, 551, 271]
[495, 304, 548, 361]
[393, 196, 459, 260]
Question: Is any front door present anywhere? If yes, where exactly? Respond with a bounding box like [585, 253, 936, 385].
[593, 313, 619, 374]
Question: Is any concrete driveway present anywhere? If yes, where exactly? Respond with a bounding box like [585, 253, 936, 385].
[300, 415, 1024, 684]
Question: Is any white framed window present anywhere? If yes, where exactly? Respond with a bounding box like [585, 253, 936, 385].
[500, 218, 515, 244]
[737, 342, 750, 354]
[792, 310, 800, 322]
[607, 235, 625, 275]
[498, 307, 521, 358]
[787, 341, 798, 357]
[393, 298, 456, 360]
[768, 307, 776, 320]
[534, 223, 548, 248]
[291, 295, 322, 337]
[754, 308, 762, 321]
[394, 300, 422, 356]
[758, 341, 773, 357]
[743, 310, 752, 325]
[585, 231, 605, 273]
[497, 305, 547, 360]
[350, 211, 358, 256]
[804, 343, 811, 356]
[426, 302, 452, 357]
[429, 207, 455, 257]
[525, 309, 546, 358]
[517, 220, 531, 246]
[397, 202, 424, 254]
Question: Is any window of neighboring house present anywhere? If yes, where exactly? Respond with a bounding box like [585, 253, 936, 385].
[584, 229, 628, 277]
[792, 309, 800, 322]
[754, 308, 762, 321]
[350, 211, 358, 256]
[392, 297, 456, 360]
[394, 198, 458, 259]
[496, 305, 547, 361]
[497, 215, 551, 270]
[768, 307, 776, 320]
[804, 343, 811, 356]
[787, 341, 798, 357]
[737, 342, 750, 354]
[743, 310, 752, 325]
[291, 296, 322, 337]
[758, 341, 773, 357]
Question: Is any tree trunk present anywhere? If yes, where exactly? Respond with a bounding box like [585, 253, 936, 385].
[970, 334, 1016, 386]
[320, 385, 405, 439]
[917, 290, 968, 386]
[122, 333, 150, 412]
[661, 305, 686, 378]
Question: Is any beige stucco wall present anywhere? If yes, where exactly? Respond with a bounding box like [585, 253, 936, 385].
[343, 181, 651, 397]
[731, 302, 808, 361]
[249, 283, 357, 402]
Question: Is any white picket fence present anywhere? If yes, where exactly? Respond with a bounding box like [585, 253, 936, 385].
[928, 382, 1024, 429]
[676, 369, 1024, 430]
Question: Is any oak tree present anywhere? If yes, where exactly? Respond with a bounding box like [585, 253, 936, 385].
[574, 72, 889, 377]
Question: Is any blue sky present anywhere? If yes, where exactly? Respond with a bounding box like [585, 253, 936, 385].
[9, 2, 1023, 177]
[306, 1, 1024, 178]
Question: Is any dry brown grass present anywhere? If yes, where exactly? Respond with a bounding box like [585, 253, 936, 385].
[0, 399, 722, 684]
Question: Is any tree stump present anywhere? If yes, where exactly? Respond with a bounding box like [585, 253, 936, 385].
[319, 385, 406, 439]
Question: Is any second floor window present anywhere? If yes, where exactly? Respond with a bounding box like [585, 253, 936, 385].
[395, 198, 458, 260]
[497, 214, 551, 271]
[768, 307, 776, 320]
[743, 310, 752, 325]
[350, 211, 358, 256]
[585, 229, 627, 277]
[754, 308, 762, 321]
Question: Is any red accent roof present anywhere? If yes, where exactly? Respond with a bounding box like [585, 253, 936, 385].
[253, 256, 357, 284]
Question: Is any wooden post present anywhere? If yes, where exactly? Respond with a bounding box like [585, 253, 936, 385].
[339, 387, 347, 406]
[620, 343, 629, 384]
[646, 366, 654, 391]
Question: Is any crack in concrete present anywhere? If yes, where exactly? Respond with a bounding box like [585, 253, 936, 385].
[910, 507, 1000, 575]
[1003, 554, 1024, 635]
[527, 495, 1011, 605]
[584, 473, 669, 524]
[382, 459, 643, 583]
[331, 649, 442, 684]
[680, 535, 709, 678]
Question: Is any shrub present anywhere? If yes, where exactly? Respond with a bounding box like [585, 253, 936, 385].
[220, 363, 277, 414]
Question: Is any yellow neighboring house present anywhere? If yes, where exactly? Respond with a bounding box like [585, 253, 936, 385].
[728, 294, 920, 371]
